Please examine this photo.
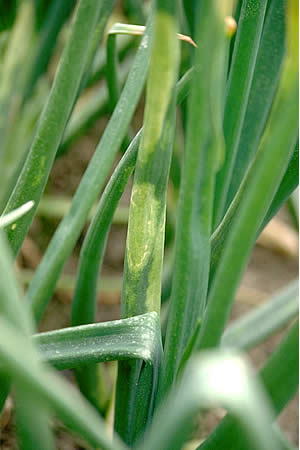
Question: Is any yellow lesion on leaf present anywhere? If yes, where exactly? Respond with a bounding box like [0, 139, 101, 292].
[126, 183, 160, 274]
[145, 213, 166, 314]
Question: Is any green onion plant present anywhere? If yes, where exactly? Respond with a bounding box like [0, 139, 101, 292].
[0, 0, 298, 449]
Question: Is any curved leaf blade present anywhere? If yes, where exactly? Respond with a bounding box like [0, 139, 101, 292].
[35, 312, 162, 370]
[0, 318, 126, 450]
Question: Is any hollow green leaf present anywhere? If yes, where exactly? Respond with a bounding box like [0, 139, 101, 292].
[106, 26, 122, 112]
[0, 0, 36, 207]
[222, 280, 299, 350]
[24, 0, 76, 101]
[197, 14, 299, 349]
[226, 0, 286, 208]
[0, 232, 54, 447]
[213, 0, 268, 227]
[26, 14, 154, 323]
[163, 139, 299, 308]
[60, 57, 133, 154]
[71, 132, 140, 328]
[182, 0, 197, 36]
[210, 141, 299, 290]
[70, 67, 192, 410]
[0, 0, 35, 150]
[0, 79, 51, 212]
[39, 306, 160, 435]
[69, 38, 195, 349]
[0, 1, 16, 31]
[115, 1, 179, 443]
[141, 352, 279, 450]
[120, 4, 179, 316]
[14, 388, 55, 450]
[104, 24, 142, 151]
[0, 317, 126, 450]
[0, 233, 32, 411]
[198, 321, 299, 450]
[259, 320, 299, 415]
[78, 0, 116, 94]
[35, 312, 162, 370]
[71, 66, 193, 315]
[87, 33, 134, 89]
[160, 0, 231, 397]
[4, 0, 113, 256]
[262, 141, 299, 228]
[16, 68, 193, 314]
[123, 0, 146, 24]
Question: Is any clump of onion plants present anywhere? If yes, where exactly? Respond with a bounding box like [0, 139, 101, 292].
[0, 0, 298, 449]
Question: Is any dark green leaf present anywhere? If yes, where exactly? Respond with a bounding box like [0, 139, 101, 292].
[213, 0, 268, 227]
